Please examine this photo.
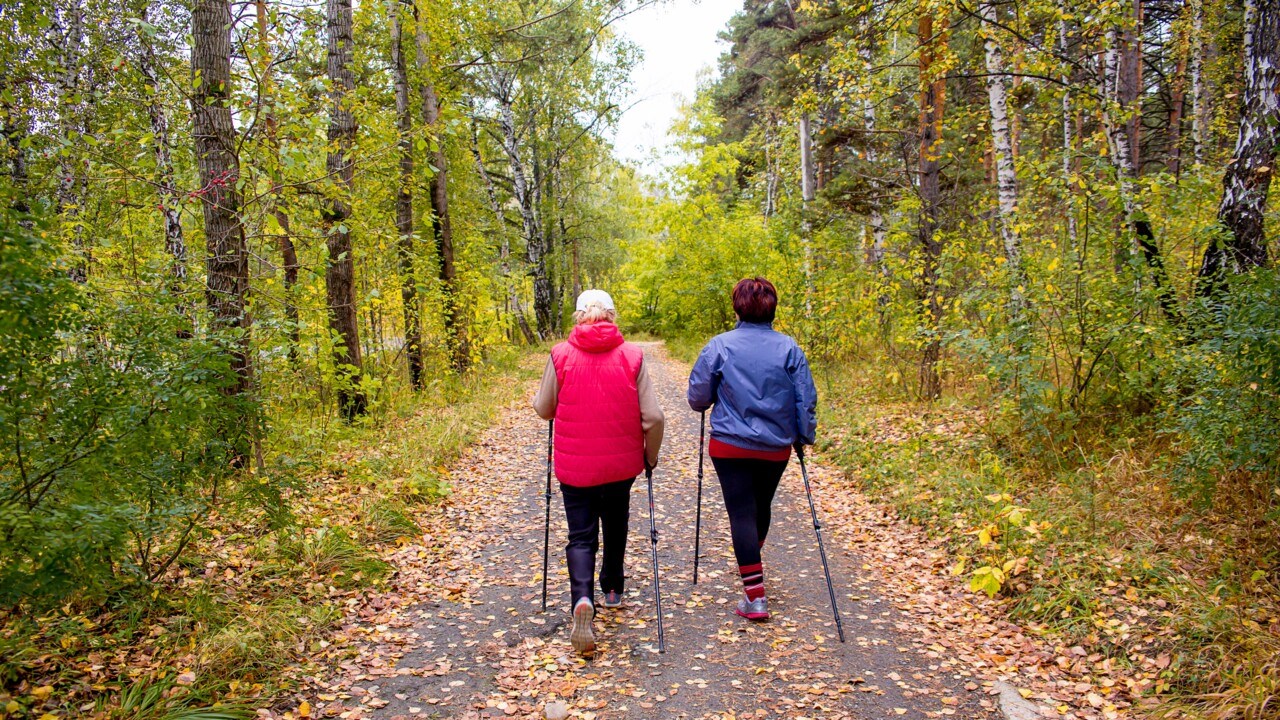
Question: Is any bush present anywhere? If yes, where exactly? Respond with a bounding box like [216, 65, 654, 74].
[1171, 271, 1280, 501]
[0, 211, 242, 608]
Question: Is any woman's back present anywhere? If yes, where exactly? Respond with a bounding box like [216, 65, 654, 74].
[688, 321, 817, 452]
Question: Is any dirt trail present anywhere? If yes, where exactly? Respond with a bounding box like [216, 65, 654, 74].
[294, 344, 1004, 720]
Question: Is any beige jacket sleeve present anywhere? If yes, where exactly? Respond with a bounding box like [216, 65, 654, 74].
[532, 356, 558, 420]
[637, 357, 665, 468]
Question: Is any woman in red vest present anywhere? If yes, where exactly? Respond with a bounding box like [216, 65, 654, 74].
[533, 290, 665, 655]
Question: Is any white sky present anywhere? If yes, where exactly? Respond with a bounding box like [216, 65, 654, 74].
[610, 0, 744, 174]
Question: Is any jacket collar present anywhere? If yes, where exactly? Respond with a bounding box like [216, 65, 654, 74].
[735, 320, 775, 330]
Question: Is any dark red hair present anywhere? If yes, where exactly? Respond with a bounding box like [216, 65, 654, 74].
[732, 277, 778, 323]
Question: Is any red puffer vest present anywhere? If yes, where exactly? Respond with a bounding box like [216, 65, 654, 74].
[550, 322, 646, 487]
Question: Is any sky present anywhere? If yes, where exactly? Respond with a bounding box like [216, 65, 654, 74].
[609, 0, 744, 174]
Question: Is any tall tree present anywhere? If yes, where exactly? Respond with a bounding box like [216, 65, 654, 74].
[1197, 0, 1279, 289]
[469, 109, 538, 344]
[979, 0, 1026, 321]
[137, 7, 189, 334]
[191, 0, 250, 399]
[917, 7, 948, 400]
[390, 1, 424, 389]
[255, 0, 300, 360]
[55, 1, 88, 282]
[493, 73, 553, 339]
[323, 0, 366, 419]
[1167, 2, 1190, 178]
[415, 5, 467, 371]
[1102, 20, 1178, 321]
[1189, 0, 1209, 163]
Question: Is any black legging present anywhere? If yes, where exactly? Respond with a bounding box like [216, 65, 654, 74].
[560, 478, 634, 609]
[711, 457, 788, 570]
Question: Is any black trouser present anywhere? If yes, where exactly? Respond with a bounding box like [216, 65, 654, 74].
[560, 478, 634, 609]
[711, 457, 788, 571]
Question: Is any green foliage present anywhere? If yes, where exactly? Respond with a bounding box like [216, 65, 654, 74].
[1171, 271, 1280, 499]
[0, 211, 241, 607]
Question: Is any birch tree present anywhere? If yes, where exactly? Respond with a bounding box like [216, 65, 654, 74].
[1102, 20, 1179, 320]
[137, 9, 189, 333]
[979, 0, 1026, 320]
[1197, 0, 1279, 289]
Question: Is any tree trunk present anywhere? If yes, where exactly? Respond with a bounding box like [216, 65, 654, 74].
[470, 111, 537, 345]
[1059, 10, 1079, 249]
[1119, 0, 1144, 173]
[1168, 5, 1189, 178]
[917, 12, 947, 401]
[1197, 0, 1278, 290]
[323, 0, 366, 419]
[2, 100, 29, 215]
[1103, 24, 1179, 321]
[415, 11, 467, 371]
[191, 0, 251, 402]
[390, 2, 423, 389]
[56, 1, 88, 283]
[255, 0, 300, 360]
[139, 8, 190, 335]
[1189, 0, 1208, 164]
[980, 0, 1026, 320]
[496, 85, 551, 339]
[800, 115, 816, 203]
[799, 114, 816, 314]
[859, 38, 890, 303]
[531, 135, 554, 335]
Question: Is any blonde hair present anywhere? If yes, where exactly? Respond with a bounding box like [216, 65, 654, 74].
[573, 302, 617, 325]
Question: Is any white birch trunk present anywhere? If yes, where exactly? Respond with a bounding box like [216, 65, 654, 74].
[1198, 0, 1279, 281]
[980, 0, 1025, 312]
[860, 44, 888, 274]
[1189, 0, 1207, 163]
[799, 114, 815, 312]
[138, 11, 187, 316]
[1059, 11, 1078, 248]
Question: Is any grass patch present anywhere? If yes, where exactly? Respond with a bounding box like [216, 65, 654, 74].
[816, 355, 1280, 718]
[0, 348, 538, 718]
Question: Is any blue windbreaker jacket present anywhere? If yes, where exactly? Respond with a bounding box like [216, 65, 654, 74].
[687, 321, 818, 451]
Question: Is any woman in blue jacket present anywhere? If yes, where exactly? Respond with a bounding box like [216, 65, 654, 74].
[687, 277, 818, 621]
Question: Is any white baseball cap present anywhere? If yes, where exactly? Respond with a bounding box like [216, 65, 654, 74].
[575, 289, 615, 312]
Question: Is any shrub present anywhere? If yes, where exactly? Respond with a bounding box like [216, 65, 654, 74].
[0, 212, 242, 608]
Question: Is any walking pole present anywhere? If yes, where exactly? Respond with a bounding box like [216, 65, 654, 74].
[693, 411, 706, 584]
[644, 466, 667, 653]
[796, 446, 845, 643]
[541, 419, 553, 613]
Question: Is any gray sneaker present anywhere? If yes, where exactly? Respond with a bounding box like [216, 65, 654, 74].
[570, 599, 596, 655]
[735, 596, 769, 621]
[600, 590, 623, 608]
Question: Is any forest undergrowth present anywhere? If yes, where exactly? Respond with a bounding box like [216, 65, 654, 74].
[811, 355, 1280, 720]
[0, 350, 536, 719]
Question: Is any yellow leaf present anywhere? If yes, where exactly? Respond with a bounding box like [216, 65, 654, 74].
[299, 701, 312, 717]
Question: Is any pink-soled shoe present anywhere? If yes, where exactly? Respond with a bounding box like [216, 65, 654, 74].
[735, 596, 769, 621]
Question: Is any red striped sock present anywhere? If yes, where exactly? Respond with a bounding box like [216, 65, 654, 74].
[739, 562, 765, 601]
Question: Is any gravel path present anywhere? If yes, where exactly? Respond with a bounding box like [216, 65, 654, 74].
[300, 343, 1003, 720]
